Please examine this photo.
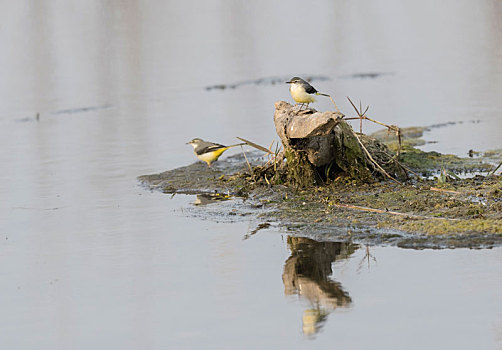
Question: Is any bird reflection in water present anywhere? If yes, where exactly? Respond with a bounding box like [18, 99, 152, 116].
[193, 193, 231, 205]
[282, 236, 358, 336]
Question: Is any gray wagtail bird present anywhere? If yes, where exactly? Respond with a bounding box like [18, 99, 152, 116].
[187, 138, 245, 167]
[286, 77, 330, 109]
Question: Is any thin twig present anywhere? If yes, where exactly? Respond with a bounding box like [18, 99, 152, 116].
[396, 128, 402, 155]
[240, 146, 253, 174]
[327, 95, 341, 113]
[346, 96, 404, 170]
[488, 160, 502, 176]
[346, 97, 400, 183]
[366, 115, 398, 130]
[347, 96, 400, 133]
[347, 97, 365, 133]
[430, 187, 462, 194]
[273, 141, 281, 173]
[380, 150, 420, 179]
[351, 130, 401, 184]
[360, 100, 363, 133]
[332, 203, 460, 221]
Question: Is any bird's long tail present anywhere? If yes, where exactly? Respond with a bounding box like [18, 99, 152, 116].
[316, 92, 330, 97]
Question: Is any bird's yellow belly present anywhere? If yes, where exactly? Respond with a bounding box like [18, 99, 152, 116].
[290, 85, 316, 103]
[197, 148, 227, 165]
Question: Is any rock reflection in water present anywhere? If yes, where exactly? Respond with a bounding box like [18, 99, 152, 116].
[282, 237, 357, 336]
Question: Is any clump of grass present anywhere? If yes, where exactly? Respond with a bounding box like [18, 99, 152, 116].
[285, 148, 317, 189]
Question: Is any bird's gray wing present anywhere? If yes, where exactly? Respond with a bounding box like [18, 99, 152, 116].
[304, 83, 318, 94]
[196, 143, 227, 155]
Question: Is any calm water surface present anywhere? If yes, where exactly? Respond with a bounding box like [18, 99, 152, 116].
[0, 1, 501, 349]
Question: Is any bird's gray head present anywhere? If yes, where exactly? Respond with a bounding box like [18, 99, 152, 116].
[286, 77, 307, 85]
[187, 138, 204, 147]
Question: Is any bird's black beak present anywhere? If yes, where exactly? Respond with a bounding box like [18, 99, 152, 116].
[285, 81, 292, 84]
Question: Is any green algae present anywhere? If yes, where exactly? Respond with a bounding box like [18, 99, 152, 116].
[370, 127, 497, 176]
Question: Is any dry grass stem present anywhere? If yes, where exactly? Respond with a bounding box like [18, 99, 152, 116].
[332, 203, 460, 221]
[240, 146, 253, 174]
[237, 137, 274, 154]
[429, 187, 462, 194]
[350, 128, 401, 184]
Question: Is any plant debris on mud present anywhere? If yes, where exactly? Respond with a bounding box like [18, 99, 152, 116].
[138, 127, 502, 249]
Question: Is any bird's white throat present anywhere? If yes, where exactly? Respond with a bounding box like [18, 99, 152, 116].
[289, 83, 316, 103]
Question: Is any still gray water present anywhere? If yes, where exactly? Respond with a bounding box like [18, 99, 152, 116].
[0, 1, 501, 349]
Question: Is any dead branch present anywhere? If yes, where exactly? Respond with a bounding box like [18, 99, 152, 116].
[237, 137, 274, 154]
[346, 96, 402, 152]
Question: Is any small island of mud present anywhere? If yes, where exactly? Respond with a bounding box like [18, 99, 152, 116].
[139, 102, 502, 249]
